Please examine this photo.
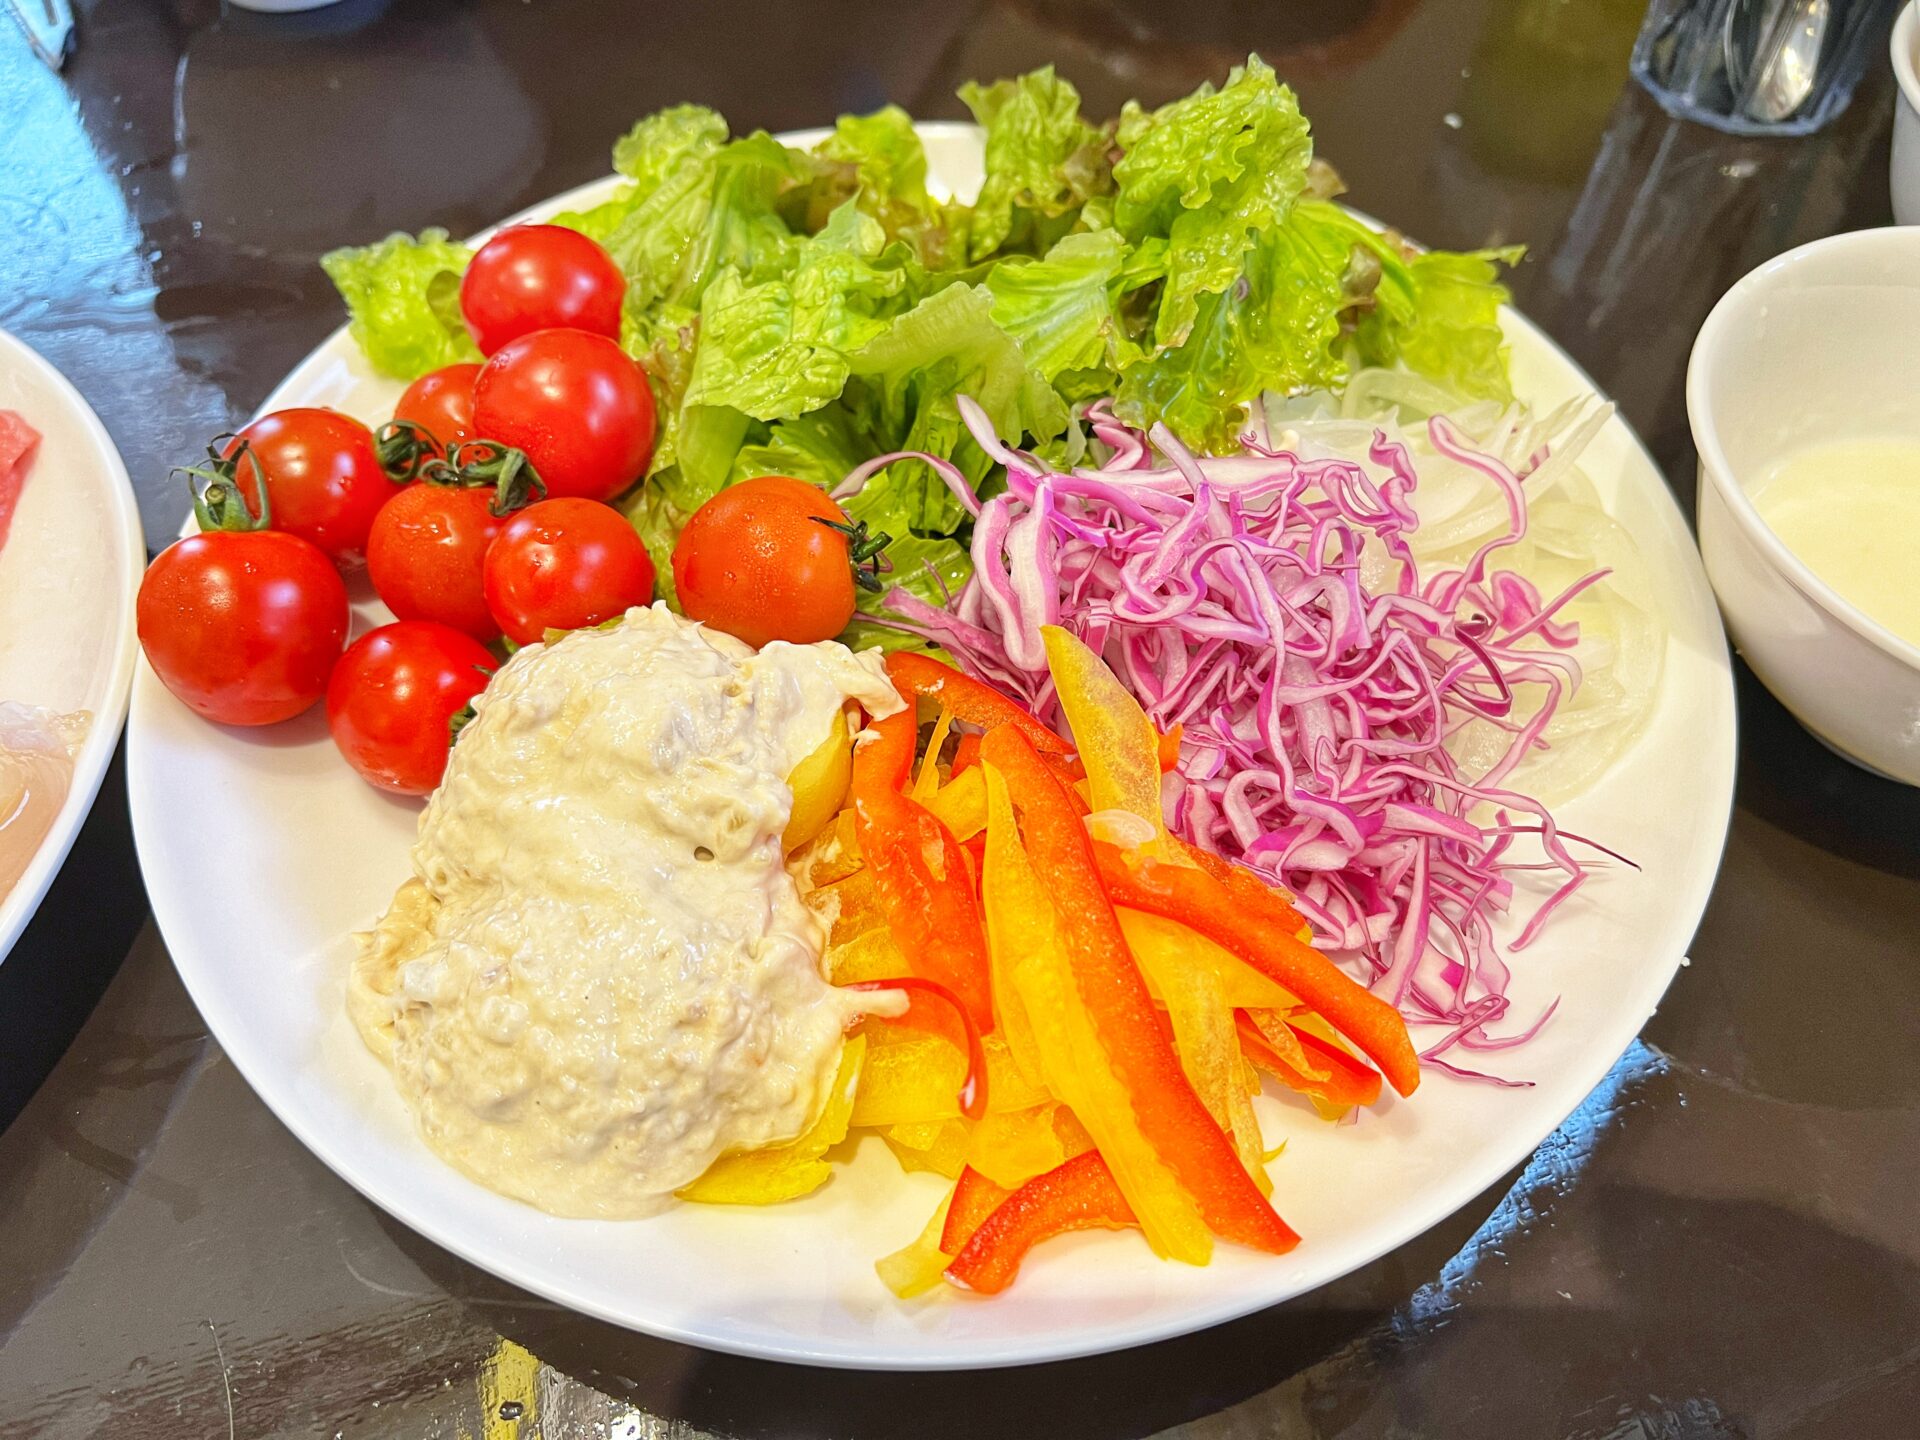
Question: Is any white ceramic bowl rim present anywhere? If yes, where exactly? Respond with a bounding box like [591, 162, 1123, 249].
[1687, 227, 1920, 674]
[1894, 3, 1919, 114]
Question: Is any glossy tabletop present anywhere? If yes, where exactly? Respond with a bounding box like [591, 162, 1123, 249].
[2, 1, 1918, 1436]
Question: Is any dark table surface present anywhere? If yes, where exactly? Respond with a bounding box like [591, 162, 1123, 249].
[3, 1, 1919, 1436]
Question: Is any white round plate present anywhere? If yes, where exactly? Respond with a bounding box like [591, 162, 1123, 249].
[127, 125, 1735, 1369]
[0, 329, 144, 965]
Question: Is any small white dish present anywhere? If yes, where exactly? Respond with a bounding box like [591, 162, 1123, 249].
[0, 329, 146, 960]
[1892, 4, 1920, 224]
[1690, 226, 1920, 783]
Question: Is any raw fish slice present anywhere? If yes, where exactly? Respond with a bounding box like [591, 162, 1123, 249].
[0, 411, 41, 551]
[0, 703, 89, 898]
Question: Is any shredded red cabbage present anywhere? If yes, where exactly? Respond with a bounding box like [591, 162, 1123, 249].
[853, 398, 1624, 1084]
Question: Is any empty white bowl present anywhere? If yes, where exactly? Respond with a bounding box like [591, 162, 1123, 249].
[1689, 226, 1920, 784]
[1893, 4, 1920, 224]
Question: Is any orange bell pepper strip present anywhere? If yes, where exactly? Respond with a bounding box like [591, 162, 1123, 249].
[886, 652, 1071, 755]
[946, 1151, 1139, 1294]
[980, 726, 1298, 1256]
[940, 1165, 1013, 1254]
[850, 710, 995, 1032]
[1093, 841, 1420, 1098]
[1157, 723, 1183, 773]
[1236, 1013, 1383, 1109]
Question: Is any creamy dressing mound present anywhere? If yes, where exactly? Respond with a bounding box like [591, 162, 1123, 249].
[350, 603, 901, 1219]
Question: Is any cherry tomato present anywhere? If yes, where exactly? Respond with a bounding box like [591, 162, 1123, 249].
[366, 484, 506, 642]
[326, 621, 496, 796]
[138, 530, 349, 726]
[460, 225, 626, 356]
[471, 329, 656, 502]
[226, 408, 392, 566]
[483, 497, 655, 645]
[393, 363, 482, 457]
[672, 476, 866, 648]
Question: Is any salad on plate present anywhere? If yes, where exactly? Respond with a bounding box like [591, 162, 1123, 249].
[135, 58, 1666, 1300]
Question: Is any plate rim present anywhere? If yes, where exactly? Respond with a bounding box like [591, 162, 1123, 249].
[0, 327, 146, 967]
[129, 124, 1737, 1369]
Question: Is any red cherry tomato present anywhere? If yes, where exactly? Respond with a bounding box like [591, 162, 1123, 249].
[138, 530, 349, 726]
[459, 225, 626, 356]
[366, 484, 506, 642]
[326, 621, 496, 795]
[471, 329, 656, 502]
[483, 497, 655, 645]
[672, 476, 864, 648]
[226, 408, 392, 566]
[393, 363, 482, 457]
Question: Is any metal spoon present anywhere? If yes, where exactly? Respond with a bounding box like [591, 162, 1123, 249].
[1725, 0, 1832, 124]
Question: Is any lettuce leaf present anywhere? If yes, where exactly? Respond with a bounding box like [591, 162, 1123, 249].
[320, 229, 480, 380]
[959, 67, 1113, 260]
[683, 204, 905, 421]
[1352, 237, 1522, 402]
[1115, 207, 1348, 451]
[1114, 56, 1313, 349]
[847, 282, 1067, 532]
[985, 229, 1142, 387]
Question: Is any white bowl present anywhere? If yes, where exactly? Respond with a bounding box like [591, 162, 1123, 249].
[1690, 227, 1920, 783]
[1892, 3, 1920, 223]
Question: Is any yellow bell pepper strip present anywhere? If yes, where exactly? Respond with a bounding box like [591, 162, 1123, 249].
[884, 1119, 972, 1179]
[1052, 1105, 1097, 1159]
[980, 796, 1046, 1090]
[923, 763, 987, 842]
[826, 926, 909, 984]
[1041, 625, 1170, 858]
[812, 867, 886, 947]
[850, 708, 995, 1032]
[1237, 1012, 1383, 1110]
[790, 808, 863, 888]
[1121, 908, 1270, 1193]
[946, 1151, 1140, 1295]
[965, 1104, 1071, 1190]
[1116, 908, 1300, 1015]
[844, 977, 987, 1121]
[875, 1189, 957, 1299]
[885, 651, 1072, 756]
[783, 708, 853, 851]
[851, 1028, 1046, 1128]
[677, 1036, 866, 1204]
[911, 708, 954, 803]
[940, 1165, 1014, 1254]
[1093, 840, 1421, 1098]
[983, 761, 1212, 1263]
[981, 727, 1299, 1257]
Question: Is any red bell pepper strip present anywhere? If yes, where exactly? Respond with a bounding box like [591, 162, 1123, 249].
[949, 730, 983, 779]
[939, 1165, 1012, 1254]
[1235, 1013, 1383, 1109]
[1094, 842, 1420, 1098]
[946, 1151, 1138, 1294]
[844, 977, 989, 1121]
[979, 726, 1297, 1256]
[886, 652, 1071, 756]
[1168, 834, 1307, 936]
[850, 711, 995, 1032]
